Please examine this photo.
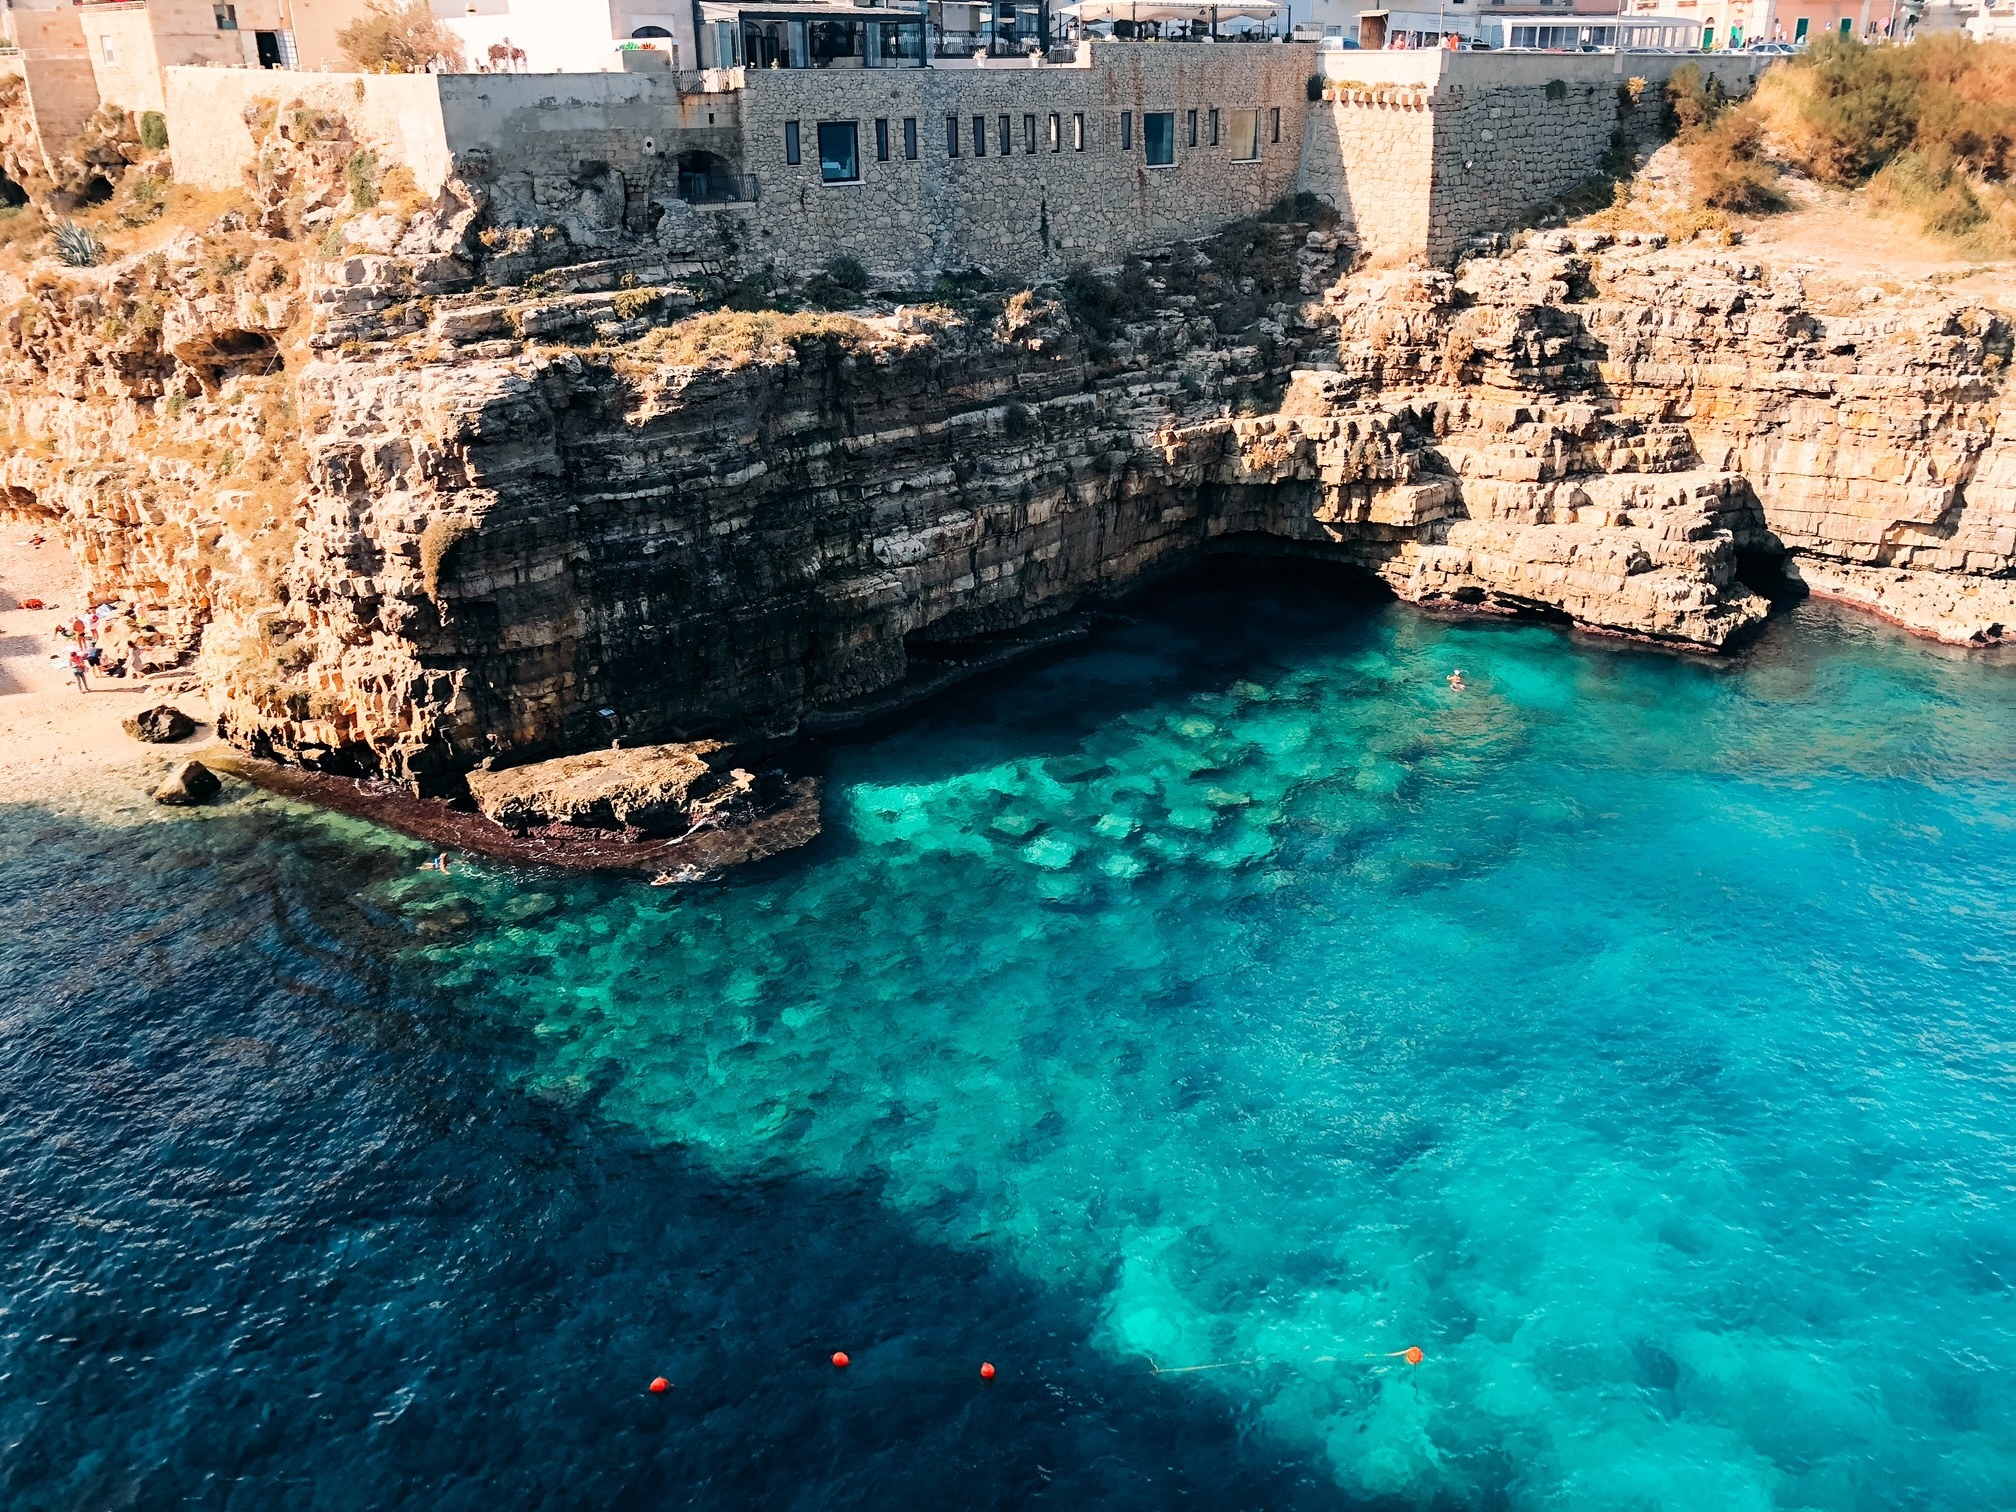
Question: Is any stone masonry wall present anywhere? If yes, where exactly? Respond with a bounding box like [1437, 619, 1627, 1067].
[733, 45, 1314, 279]
[164, 45, 1775, 278]
[1301, 50, 1769, 264]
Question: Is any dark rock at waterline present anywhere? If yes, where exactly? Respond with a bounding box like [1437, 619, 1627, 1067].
[124, 705, 196, 743]
[154, 759, 220, 806]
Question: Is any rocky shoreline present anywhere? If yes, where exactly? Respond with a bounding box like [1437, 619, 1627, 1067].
[1, 121, 2011, 877]
[207, 750, 823, 876]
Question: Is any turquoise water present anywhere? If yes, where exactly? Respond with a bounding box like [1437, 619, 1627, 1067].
[5, 568, 2015, 1508]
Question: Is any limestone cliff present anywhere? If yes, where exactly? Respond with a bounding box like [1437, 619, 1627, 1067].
[4, 146, 2012, 796]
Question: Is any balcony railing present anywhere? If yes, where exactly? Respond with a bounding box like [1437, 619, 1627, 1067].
[677, 172, 757, 204]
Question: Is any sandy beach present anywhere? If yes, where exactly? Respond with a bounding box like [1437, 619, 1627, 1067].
[0, 529, 222, 804]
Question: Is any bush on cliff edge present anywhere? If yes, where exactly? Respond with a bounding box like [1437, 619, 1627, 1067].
[1665, 64, 1786, 216]
[1755, 35, 2016, 253]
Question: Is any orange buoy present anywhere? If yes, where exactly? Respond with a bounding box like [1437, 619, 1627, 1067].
[980, 1361, 996, 1380]
[831, 1351, 850, 1369]
[649, 1377, 670, 1394]
[1403, 1346, 1424, 1366]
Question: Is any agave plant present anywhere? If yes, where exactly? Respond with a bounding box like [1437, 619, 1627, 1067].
[53, 219, 104, 268]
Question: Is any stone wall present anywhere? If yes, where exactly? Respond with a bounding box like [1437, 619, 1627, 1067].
[165, 44, 1774, 277]
[165, 66, 454, 195]
[1302, 49, 1769, 263]
[732, 45, 1314, 278]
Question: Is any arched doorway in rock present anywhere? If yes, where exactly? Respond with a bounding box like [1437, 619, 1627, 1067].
[0, 175, 27, 209]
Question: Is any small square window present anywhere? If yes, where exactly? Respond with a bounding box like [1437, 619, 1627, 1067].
[946, 114, 960, 157]
[904, 116, 918, 159]
[784, 119, 801, 166]
[214, 3, 238, 29]
[973, 114, 986, 156]
[817, 120, 859, 182]
[1120, 111, 1132, 151]
[1143, 110, 1174, 166]
[875, 118, 890, 161]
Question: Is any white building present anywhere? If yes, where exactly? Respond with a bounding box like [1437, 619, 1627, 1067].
[431, 0, 695, 73]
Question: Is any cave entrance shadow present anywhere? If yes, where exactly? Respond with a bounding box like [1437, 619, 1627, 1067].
[831, 553, 1398, 789]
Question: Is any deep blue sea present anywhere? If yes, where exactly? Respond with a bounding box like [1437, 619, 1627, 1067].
[5, 566, 2014, 1511]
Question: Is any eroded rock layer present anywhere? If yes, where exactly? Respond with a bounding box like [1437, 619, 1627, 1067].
[7, 192, 2011, 792]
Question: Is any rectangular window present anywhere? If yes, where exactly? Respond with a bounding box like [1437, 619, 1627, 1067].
[1120, 111, 1132, 151]
[1023, 113, 1037, 154]
[1143, 110, 1175, 166]
[1270, 106, 1281, 143]
[947, 114, 960, 157]
[1073, 112, 1085, 151]
[875, 118, 890, 161]
[1793, 16, 1808, 38]
[904, 116, 918, 159]
[808, 19, 864, 65]
[973, 114, 986, 156]
[817, 121, 859, 182]
[1209, 108, 1220, 146]
[214, 2, 238, 29]
[101, 36, 116, 62]
[1228, 107, 1260, 162]
[1186, 108, 1198, 147]
[785, 119, 801, 166]
[998, 114, 1011, 159]
[1048, 112, 1061, 152]
[1839, 15, 1851, 33]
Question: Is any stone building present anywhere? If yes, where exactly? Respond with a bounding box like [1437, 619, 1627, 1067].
[164, 39, 1766, 276]
[76, 0, 378, 120]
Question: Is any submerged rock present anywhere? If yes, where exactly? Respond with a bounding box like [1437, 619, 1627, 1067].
[154, 760, 221, 806]
[124, 705, 196, 744]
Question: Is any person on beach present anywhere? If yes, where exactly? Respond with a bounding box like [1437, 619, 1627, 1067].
[68, 649, 88, 692]
[126, 638, 145, 680]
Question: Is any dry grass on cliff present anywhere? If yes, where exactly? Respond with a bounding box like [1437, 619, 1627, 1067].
[1752, 36, 2016, 256]
[628, 310, 882, 371]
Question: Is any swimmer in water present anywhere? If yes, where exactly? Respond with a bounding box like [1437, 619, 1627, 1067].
[1447, 669, 1466, 691]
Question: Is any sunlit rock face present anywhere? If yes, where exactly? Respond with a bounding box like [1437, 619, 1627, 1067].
[10, 191, 2010, 791]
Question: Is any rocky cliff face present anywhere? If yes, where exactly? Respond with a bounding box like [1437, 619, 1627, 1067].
[5, 147, 2011, 794]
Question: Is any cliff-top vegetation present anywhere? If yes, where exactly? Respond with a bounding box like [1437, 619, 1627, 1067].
[1678, 36, 2016, 256]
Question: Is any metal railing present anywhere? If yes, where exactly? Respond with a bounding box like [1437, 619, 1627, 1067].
[677, 172, 758, 204]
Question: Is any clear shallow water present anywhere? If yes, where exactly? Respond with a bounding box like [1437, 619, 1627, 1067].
[4, 569, 2015, 1510]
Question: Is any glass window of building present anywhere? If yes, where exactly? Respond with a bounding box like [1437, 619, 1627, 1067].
[1228, 108, 1259, 161]
[817, 121, 860, 181]
[1143, 111, 1175, 166]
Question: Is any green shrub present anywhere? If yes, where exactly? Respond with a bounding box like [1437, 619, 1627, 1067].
[345, 149, 379, 210]
[139, 111, 168, 151]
